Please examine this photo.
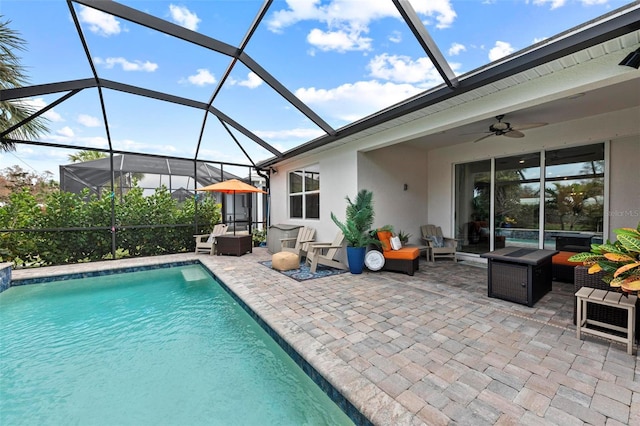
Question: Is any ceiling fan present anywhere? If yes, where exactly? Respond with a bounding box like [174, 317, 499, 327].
[472, 114, 547, 143]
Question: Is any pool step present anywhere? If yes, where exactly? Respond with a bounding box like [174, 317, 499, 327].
[181, 267, 208, 282]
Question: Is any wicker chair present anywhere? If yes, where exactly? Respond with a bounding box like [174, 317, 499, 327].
[573, 265, 639, 343]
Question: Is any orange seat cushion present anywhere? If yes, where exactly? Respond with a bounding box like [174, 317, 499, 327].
[383, 247, 419, 260]
[377, 230, 393, 252]
[553, 251, 581, 267]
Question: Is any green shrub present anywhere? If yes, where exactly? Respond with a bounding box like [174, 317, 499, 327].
[0, 186, 221, 267]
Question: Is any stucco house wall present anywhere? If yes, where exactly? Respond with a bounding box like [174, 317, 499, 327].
[608, 135, 640, 232]
[358, 145, 429, 245]
[269, 144, 359, 242]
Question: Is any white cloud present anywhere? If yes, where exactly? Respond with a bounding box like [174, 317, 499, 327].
[367, 54, 444, 85]
[45, 134, 108, 149]
[77, 114, 101, 127]
[169, 4, 201, 31]
[296, 80, 423, 123]
[110, 138, 177, 155]
[532, 0, 566, 9]
[412, 1, 457, 29]
[488, 41, 515, 61]
[254, 128, 325, 141]
[266, 0, 456, 54]
[388, 31, 402, 44]
[182, 69, 216, 86]
[448, 42, 466, 56]
[94, 57, 158, 72]
[20, 98, 64, 122]
[532, 0, 605, 9]
[56, 127, 74, 138]
[307, 27, 372, 52]
[237, 72, 263, 89]
[198, 147, 243, 163]
[78, 5, 121, 36]
[82, 137, 109, 149]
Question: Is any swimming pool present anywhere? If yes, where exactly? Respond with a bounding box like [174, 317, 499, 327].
[0, 263, 355, 425]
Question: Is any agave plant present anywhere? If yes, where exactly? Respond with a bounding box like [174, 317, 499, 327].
[569, 222, 640, 293]
[331, 189, 381, 248]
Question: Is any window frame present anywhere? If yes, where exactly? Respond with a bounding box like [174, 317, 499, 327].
[288, 165, 320, 220]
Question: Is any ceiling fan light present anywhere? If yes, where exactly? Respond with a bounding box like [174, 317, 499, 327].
[618, 48, 640, 69]
[493, 122, 509, 131]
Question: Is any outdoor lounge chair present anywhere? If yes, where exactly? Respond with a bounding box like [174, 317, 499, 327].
[420, 224, 457, 262]
[376, 229, 420, 276]
[194, 223, 229, 254]
[305, 231, 348, 273]
[280, 226, 315, 260]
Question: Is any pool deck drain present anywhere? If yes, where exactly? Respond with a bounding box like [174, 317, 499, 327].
[11, 250, 640, 426]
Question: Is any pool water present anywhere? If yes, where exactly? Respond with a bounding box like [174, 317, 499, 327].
[0, 265, 354, 426]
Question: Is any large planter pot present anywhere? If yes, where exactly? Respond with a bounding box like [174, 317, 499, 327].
[346, 246, 366, 274]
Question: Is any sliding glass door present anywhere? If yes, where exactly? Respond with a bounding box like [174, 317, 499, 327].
[494, 153, 541, 249]
[455, 160, 491, 254]
[454, 143, 604, 256]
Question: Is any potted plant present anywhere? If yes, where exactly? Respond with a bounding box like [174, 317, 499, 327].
[252, 229, 267, 247]
[397, 230, 412, 245]
[331, 189, 380, 274]
[568, 222, 640, 293]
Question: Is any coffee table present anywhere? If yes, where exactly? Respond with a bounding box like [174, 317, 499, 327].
[481, 247, 558, 307]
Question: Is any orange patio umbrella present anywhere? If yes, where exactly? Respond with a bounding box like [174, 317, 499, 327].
[197, 179, 267, 195]
[196, 179, 267, 234]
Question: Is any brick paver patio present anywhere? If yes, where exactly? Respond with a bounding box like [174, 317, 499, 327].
[12, 249, 640, 425]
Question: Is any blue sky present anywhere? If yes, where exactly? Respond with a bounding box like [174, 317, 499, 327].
[1, 0, 634, 180]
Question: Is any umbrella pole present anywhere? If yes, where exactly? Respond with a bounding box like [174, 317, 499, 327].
[233, 190, 236, 235]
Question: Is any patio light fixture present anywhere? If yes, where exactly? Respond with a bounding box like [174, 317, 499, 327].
[618, 48, 640, 69]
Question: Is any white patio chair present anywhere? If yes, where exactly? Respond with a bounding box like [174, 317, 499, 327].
[194, 223, 229, 254]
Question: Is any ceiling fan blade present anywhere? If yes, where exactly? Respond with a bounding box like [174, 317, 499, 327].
[473, 133, 496, 143]
[504, 129, 525, 138]
[513, 122, 547, 131]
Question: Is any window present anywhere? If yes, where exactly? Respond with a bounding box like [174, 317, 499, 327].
[289, 165, 319, 219]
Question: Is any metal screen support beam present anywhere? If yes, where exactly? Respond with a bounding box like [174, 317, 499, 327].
[218, 118, 259, 168]
[195, 0, 274, 161]
[73, 0, 335, 143]
[1, 89, 82, 138]
[392, 0, 458, 89]
[0, 79, 96, 100]
[208, 107, 282, 157]
[73, 0, 238, 56]
[239, 53, 336, 136]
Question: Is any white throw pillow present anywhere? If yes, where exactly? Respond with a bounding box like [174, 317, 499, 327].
[390, 235, 402, 250]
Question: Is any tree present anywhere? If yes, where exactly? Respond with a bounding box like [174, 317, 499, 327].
[68, 150, 106, 163]
[0, 17, 49, 151]
[0, 165, 57, 204]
